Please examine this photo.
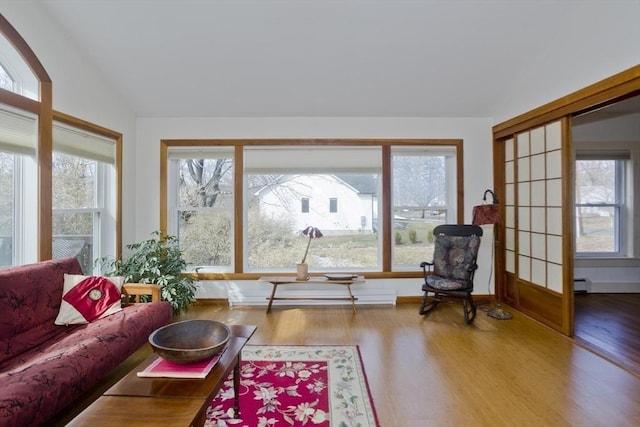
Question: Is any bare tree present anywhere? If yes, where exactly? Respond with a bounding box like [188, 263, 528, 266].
[0, 153, 13, 235]
[393, 156, 445, 218]
[182, 159, 232, 207]
[51, 153, 96, 236]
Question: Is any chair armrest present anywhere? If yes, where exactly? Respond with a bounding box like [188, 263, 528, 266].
[122, 283, 162, 304]
[420, 261, 434, 275]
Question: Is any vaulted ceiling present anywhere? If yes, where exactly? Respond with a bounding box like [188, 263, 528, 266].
[33, 0, 638, 119]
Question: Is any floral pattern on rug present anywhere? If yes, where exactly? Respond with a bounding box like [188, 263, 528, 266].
[205, 345, 378, 427]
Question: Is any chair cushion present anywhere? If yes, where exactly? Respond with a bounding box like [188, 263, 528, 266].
[425, 275, 469, 290]
[432, 234, 480, 280]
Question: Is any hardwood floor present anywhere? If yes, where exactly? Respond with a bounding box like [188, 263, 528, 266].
[54, 302, 640, 427]
[574, 293, 640, 376]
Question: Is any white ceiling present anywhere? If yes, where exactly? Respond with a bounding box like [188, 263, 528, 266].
[34, 0, 637, 118]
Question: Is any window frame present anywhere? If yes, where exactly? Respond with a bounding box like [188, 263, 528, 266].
[161, 139, 463, 279]
[329, 198, 338, 213]
[574, 156, 629, 258]
[0, 106, 39, 266]
[1, 14, 53, 262]
[166, 151, 235, 273]
[390, 146, 459, 270]
[51, 151, 114, 274]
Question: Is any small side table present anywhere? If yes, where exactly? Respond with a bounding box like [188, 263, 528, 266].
[258, 275, 365, 313]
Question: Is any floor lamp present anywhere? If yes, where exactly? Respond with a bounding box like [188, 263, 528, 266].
[472, 190, 512, 320]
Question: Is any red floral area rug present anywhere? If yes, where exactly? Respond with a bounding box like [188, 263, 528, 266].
[205, 345, 379, 426]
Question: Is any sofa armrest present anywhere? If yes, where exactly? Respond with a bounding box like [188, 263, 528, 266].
[122, 283, 162, 304]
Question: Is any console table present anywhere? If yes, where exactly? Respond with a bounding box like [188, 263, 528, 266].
[259, 275, 365, 313]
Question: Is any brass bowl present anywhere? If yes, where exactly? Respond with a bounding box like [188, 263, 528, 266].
[148, 319, 231, 364]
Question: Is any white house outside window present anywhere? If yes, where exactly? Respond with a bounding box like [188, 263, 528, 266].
[245, 146, 381, 272]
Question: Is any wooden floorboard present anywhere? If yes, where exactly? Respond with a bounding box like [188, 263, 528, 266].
[574, 293, 640, 376]
[54, 302, 640, 427]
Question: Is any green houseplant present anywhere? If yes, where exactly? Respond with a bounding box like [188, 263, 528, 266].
[98, 231, 197, 313]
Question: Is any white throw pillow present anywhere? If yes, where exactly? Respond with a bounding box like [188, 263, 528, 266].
[55, 274, 124, 325]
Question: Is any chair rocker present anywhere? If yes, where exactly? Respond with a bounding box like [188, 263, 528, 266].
[419, 224, 483, 324]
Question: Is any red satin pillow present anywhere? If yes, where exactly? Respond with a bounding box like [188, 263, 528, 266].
[55, 274, 124, 325]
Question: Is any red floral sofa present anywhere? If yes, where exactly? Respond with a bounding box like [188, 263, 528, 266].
[0, 257, 173, 427]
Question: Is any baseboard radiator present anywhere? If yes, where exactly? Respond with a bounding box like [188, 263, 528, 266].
[228, 285, 396, 307]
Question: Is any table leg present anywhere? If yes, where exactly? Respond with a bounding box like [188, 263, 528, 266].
[266, 282, 278, 313]
[233, 354, 241, 417]
[347, 284, 357, 313]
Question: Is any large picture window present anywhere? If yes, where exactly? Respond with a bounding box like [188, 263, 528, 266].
[244, 146, 381, 272]
[162, 140, 462, 277]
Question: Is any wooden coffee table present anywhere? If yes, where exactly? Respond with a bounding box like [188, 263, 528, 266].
[67, 324, 257, 427]
[259, 275, 364, 313]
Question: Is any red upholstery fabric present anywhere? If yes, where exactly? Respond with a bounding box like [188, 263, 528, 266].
[0, 258, 82, 365]
[0, 258, 173, 427]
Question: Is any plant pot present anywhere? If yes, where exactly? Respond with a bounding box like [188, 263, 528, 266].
[296, 263, 308, 280]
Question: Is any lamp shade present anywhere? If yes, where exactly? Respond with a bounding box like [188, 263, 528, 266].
[472, 203, 500, 225]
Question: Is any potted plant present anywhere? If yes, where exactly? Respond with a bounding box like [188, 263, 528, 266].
[98, 231, 197, 313]
[297, 226, 323, 280]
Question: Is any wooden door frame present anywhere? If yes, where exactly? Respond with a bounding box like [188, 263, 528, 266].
[492, 65, 640, 335]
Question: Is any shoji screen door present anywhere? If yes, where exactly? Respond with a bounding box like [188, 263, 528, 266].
[500, 118, 573, 335]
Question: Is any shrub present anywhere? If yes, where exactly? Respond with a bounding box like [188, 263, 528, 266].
[427, 228, 434, 244]
[408, 228, 417, 244]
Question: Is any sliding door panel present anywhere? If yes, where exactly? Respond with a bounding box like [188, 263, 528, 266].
[499, 118, 572, 335]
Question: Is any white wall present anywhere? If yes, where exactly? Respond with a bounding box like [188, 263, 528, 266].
[491, 3, 640, 123]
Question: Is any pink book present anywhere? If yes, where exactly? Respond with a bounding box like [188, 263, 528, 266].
[137, 348, 226, 379]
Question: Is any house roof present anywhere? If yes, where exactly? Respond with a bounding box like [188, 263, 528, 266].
[254, 173, 377, 197]
[29, 1, 638, 120]
[334, 174, 377, 194]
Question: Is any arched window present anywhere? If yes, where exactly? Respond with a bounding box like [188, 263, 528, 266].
[0, 19, 49, 266]
[0, 30, 39, 99]
[0, 63, 14, 91]
[1, 15, 122, 271]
